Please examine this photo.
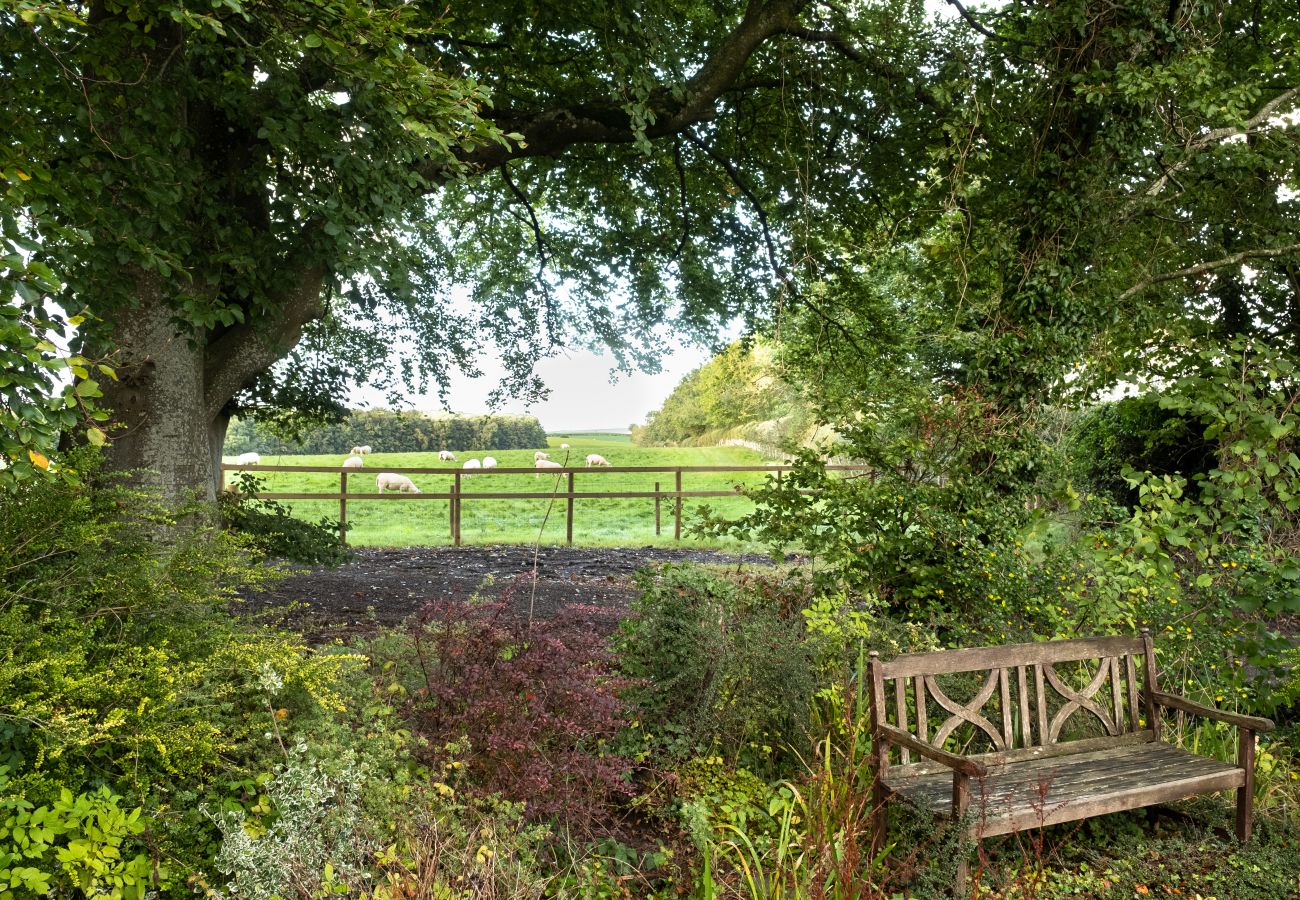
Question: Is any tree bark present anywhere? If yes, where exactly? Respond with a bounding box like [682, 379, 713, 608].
[100, 274, 214, 502]
[100, 266, 325, 503]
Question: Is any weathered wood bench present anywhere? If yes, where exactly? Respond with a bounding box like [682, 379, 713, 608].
[868, 628, 1275, 893]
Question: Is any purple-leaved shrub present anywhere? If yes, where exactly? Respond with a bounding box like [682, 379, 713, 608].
[407, 599, 634, 835]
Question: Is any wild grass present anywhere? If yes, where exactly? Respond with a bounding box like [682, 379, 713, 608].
[221, 435, 778, 549]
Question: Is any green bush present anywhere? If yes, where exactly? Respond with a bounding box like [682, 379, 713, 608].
[0, 770, 153, 899]
[0, 452, 384, 886]
[700, 389, 1080, 636]
[1066, 394, 1216, 507]
[220, 471, 350, 566]
[618, 565, 816, 773]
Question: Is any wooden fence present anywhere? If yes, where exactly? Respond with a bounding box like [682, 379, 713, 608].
[219, 463, 874, 546]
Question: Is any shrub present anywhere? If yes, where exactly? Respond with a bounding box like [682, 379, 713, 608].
[0, 771, 153, 899]
[371, 790, 554, 899]
[695, 390, 1083, 640]
[0, 452, 375, 882]
[405, 597, 633, 835]
[1066, 394, 1216, 507]
[220, 471, 349, 566]
[617, 565, 816, 772]
[207, 741, 371, 898]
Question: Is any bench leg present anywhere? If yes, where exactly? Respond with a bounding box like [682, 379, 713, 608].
[1236, 728, 1255, 843]
[952, 773, 970, 897]
[871, 781, 888, 854]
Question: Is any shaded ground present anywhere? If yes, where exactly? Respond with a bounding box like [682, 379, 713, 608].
[237, 545, 786, 639]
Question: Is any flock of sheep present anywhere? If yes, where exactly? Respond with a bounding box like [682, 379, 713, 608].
[230, 444, 613, 496]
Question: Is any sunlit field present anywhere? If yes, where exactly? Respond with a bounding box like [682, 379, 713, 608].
[222, 434, 782, 549]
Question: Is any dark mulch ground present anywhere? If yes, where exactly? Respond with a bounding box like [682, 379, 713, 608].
[236, 545, 785, 640]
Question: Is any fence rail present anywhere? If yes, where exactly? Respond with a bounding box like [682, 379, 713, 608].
[220, 462, 873, 546]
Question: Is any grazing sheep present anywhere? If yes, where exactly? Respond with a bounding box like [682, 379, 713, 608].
[359, 445, 373, 454]
[350, 446, 364, 456]
[342, 456, 364, 469]
[534, 451, 551, 461]
[234, 451, 261, 466]
[585, 454, 610, 467]
[439, 450, 457, 462]
[463, 459, 482, 471]
[482, 456, 498, 469]
[535, 459, 563, 470]
[560, 443, 570, 449]
[376, 472, 420, 493]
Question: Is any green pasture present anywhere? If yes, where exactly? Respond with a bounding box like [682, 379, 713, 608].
[222, 435, 778, 548]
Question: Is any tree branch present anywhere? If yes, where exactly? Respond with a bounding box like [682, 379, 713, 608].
[423, 0, 811, 180]
[672, 138, 691, 262]
[945, 0, 1005, 41]
[203, 264, 327, 419]
[499, 163, 554, 307]
[682, 130, 786, 284]
[1128, 86, 1300, 211]
[1118, 242, 1300, 302]
[779, 25, 940, 107]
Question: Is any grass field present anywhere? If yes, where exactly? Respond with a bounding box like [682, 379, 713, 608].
[223, 434, 780, 548]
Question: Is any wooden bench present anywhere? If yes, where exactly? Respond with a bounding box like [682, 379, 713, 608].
[867, 628, 1275, 893]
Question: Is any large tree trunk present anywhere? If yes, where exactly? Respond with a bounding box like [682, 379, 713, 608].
[101, 276, 215, 502]
[100, 267, 325, 504]
[208, 412, 233, 499]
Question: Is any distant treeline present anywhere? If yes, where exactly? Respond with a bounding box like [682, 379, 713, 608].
[225, 411, 549, 454]
[632, 341, 814, 449]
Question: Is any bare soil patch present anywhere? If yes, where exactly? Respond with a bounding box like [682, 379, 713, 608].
[237, 545, 785, 640]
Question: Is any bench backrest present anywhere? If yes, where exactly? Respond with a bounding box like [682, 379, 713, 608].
[869, 631, 1159, 767]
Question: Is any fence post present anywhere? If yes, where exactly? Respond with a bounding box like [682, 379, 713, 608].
[654, 481, 661, 535]
[339, 471, 348, 546]
[453, 472, 462, 547]
[448, 480, 456, 542]
[674, 469, 682, 541]
[566, 471, 575, 545]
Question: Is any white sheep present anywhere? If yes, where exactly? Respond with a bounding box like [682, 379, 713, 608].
[376, 472, 420, 493]
[234, 451, 261, 466]
[534, 451, 551, 461]
[439, 450, 457, 461]
[463, 459, 482, 471]
[560, 443, 570, 449]
[342, 456, 364, 469]
[359, 445, 373, 454]
[535, 459, 563, 470]
[585, 453, 610, 467]
[350, 446, 363, 456]
[482, 456, 498, 469]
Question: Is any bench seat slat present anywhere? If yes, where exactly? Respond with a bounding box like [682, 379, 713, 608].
[885, 741, 1189, 795]
[883, 743, 1243, 838]
[888, 731, 1154, 779]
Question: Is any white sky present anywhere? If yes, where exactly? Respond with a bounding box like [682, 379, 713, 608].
[349, 344, 712, 432]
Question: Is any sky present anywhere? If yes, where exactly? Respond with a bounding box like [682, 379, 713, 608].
[349, 344, 712, 433]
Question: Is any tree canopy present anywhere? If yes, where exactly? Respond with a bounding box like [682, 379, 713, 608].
[3, 0, 1298, 499]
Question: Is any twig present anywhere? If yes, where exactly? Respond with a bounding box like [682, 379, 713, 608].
[945, 0, 1004, 41]
[527, 448, 570, 629]
[1118, 242, 1300, 301]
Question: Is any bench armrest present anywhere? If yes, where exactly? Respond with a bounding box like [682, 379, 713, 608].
[876, 723, 987, 777]
[1151, 691, 1275, 733]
